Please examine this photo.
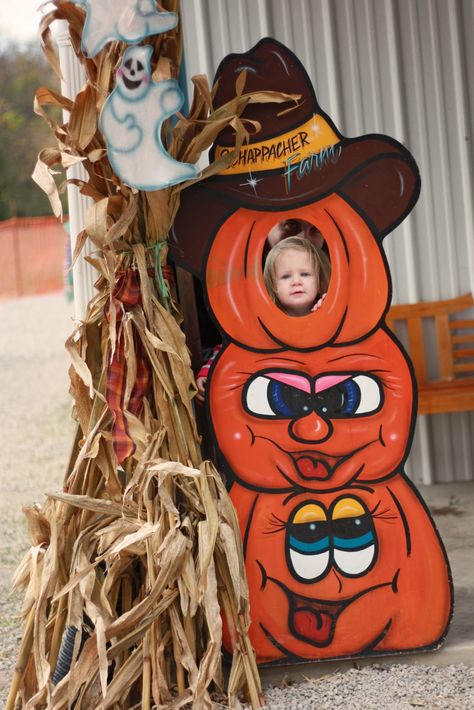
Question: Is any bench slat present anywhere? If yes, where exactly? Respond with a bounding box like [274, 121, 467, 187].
[449, 319, 474, 329]
[452, 334, 474, 344]
[390, 292, 474, 320]
[453, 348, 474, 359]
[436, 313, 454, 380]
[419, 383, 474, 414]
[407, 317, 427, 384]
[453, 363, 474, 374]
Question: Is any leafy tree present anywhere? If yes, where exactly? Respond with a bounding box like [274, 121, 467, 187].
[0, 42, 61, 219]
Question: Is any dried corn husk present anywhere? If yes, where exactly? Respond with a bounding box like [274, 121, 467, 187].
[8, 1, 299, 707]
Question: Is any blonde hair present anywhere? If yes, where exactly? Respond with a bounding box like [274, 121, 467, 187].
[263, 235, 331, 311]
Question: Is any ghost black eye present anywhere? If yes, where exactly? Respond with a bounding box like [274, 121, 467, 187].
[137, 61, 144, 71]
[125, 59, 132, 69]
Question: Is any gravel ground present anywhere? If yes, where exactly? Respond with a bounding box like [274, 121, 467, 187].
[0, 292, 75, 706]
[0, 291, 473, 709]
[256, 664, 474, 708]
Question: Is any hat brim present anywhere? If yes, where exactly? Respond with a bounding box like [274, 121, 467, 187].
[170, 134, 420, 275]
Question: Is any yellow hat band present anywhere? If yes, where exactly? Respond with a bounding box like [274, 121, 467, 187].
[214, 114, 340, 176]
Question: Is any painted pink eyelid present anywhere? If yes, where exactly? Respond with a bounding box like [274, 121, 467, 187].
[265, 372, 353, 394]
[315, 374, 352, 393]
[266, 372, 311, 393]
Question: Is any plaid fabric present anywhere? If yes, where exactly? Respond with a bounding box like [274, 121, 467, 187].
[105, 269, 152, 463]
[162, 264, 175, 283]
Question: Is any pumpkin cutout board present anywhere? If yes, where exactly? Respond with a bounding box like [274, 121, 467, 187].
[170, 37, 452, 665]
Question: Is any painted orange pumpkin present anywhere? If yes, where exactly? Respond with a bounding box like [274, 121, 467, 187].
[224, 476, 452, 663]
[209, 329, 413, 492]
[205, 196, 390, 351]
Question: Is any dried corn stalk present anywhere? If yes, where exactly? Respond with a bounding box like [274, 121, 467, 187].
[4, 1, 297, 707]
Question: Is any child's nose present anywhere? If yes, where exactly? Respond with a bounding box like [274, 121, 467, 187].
[289, 411, 332, 443]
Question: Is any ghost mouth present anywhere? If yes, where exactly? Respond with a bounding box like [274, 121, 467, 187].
[123, 76, 144, 90]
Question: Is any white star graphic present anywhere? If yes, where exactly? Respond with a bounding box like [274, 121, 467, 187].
[239, 171, 263, 195]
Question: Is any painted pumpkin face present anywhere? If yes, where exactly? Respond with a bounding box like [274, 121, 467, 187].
[205, 194, 390, 351]
[226, 478, 451, 663]
[210, 329, 413, 492]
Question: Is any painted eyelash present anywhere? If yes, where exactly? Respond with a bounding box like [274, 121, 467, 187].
[371, 502, 398, 523]
[369, 370, 398, 391]
[373, 511, 398, 523]
[264, 512, 287, 535]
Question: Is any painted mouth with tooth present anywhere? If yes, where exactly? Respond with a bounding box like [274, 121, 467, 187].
[261, 573, 398, 649]
[278, 438, 380, 488]
[294, 454, 332, 480]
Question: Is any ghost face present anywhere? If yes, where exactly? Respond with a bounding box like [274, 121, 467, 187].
[116, 47, 151, 101]
[226, 480, 451, 663]
[209, 329, 413, 492]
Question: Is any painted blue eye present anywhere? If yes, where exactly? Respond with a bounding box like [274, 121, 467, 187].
[245, 376, 312, 418]
[288, 523, 331, 582]
[332, 513, 374, 548]
[333, 529, 375, 550]
[315, 375, 381, 418]
[244, 373, 381, 420]
[268, 380, 312, 417]
[338, 378, 360, 415]
[332, 511, 376, 576]
[289, 532, 330, 554]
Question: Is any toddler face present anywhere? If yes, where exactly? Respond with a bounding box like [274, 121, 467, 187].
[274, 248, 318, 316]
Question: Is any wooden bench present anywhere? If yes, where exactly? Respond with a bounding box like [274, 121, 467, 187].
[386, 292, 474, 415]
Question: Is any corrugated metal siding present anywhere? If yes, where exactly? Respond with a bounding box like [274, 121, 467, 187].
[181, 0, 474, 484]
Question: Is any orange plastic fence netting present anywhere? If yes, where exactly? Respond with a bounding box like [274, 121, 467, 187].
[0, 216, 69, 300]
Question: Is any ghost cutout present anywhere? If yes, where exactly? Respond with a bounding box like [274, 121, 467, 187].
[73, 0, 178, 57]
[99, 46, 199, 191]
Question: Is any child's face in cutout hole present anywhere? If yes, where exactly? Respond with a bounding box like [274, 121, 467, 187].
[274, 248, 319, 316]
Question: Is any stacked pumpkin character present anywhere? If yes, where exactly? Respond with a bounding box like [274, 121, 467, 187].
[171, 38, 452, 664]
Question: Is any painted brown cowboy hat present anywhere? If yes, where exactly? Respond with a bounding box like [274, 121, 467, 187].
[170, 37, 420, 274]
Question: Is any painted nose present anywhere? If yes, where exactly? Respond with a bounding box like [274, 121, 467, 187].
[289, 411, 332, 444]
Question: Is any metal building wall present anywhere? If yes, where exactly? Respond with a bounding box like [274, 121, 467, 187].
[180, 0, 474, 485]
